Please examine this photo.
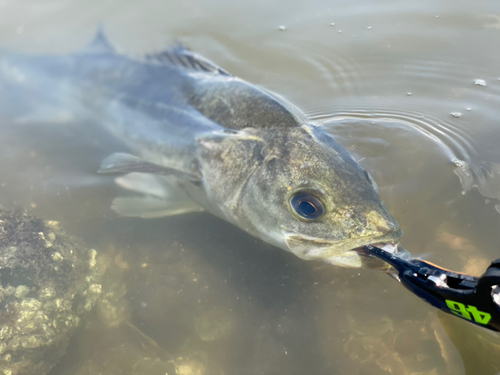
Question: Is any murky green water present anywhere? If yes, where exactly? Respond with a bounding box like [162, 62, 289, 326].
[1, 0, 500, 374]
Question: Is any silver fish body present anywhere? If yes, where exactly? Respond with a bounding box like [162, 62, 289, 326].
[0, 33, 403, 267]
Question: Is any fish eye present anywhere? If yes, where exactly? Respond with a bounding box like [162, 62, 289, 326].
[290, 193, 324, 220]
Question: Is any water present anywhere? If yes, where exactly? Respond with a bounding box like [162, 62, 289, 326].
[1, 0, 500, 374]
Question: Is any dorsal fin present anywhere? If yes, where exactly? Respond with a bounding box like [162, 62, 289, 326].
[144, 44, 231, 76]
[82, 25, 116, 54]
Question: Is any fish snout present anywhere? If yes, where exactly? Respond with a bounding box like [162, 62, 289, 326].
[365, 210, 401, 236]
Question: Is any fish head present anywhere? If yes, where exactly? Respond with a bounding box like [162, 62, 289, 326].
[197, 125, 402, 268]
[237, 125, 403, 268]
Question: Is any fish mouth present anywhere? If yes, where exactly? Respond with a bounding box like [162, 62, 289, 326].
[350, 241, 399, 254]
[285, 229, 403, 267]
[328, 232, 404, 268]
[334, 231, 403, 255]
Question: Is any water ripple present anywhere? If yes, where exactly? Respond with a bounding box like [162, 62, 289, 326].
[310, 107, 476, 163]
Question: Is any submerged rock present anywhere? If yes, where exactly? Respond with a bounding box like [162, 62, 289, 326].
[0, 210, 102, 375]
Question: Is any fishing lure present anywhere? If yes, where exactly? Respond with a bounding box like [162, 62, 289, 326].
[361, 245, 500, 332]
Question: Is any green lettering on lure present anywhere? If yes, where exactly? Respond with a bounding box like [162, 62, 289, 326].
[445, 300, 492, 325]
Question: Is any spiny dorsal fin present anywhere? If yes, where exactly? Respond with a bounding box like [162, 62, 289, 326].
[82, 25, 116, 54]
[144, 44, 231, 76]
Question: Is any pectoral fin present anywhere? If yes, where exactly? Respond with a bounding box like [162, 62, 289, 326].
[98, 152, 200, 182]
[109, 173, 204, 218]
[111, 196, 203, 218]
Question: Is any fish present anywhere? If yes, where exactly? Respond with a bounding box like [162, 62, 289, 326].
[0, 31, 403, 268]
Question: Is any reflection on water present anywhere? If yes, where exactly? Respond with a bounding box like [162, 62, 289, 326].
[1, 0, 500, 374]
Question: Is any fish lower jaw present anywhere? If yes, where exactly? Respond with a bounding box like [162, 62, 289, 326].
[331, 235, 401, 256]
[324, 241, 401, 268]
[284, 231, 403, 267]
